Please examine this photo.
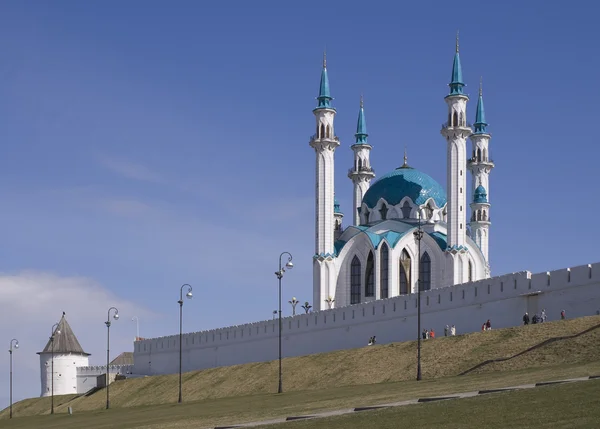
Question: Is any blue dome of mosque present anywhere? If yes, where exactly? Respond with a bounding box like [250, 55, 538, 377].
[473, 185, 488, 203]
[362, 164, 447, 209]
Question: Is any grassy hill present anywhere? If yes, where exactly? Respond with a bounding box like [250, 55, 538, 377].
[3, 315, 600, 420]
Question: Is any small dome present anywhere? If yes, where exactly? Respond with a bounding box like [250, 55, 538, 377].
[334, 196, 342, 214]
[362, 165, 447, 209]
[473, 185, 488, 203]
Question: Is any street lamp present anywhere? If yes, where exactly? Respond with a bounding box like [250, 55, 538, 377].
[9, 339, 19, 419]
[105, 307, 119, 409]
[272, 310, 277, 320]
[288, 297, 299, 316]
[50, 322, 60, 415]
[132, 316, 140, 341]
[274, 252, 293, 394]
[413, 212, 424, 381]
[178, 284, 193, 404]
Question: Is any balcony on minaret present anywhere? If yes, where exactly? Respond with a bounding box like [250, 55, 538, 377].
[309, 133, 339, 144]
[348, 165, 375, 176]
[467, 149, 495, 168]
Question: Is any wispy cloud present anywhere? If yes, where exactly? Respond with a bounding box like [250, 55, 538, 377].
[96, 154, 165, 184]
[0, 271, 154, 409]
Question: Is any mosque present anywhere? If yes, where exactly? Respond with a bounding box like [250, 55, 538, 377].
[311, 37, 494, 311]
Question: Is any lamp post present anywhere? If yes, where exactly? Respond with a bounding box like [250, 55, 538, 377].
[178, 284, 193, 404]
[288, 297, 299, 316]
[272, 310, 277, 320]
[105, 307, 119, 409]
[413, 212, 424, 381]
[9, 339, 19, 419]
[50, 322, 60, 415]
[132, 316, 140, 341]
[274, 252, 293, 394]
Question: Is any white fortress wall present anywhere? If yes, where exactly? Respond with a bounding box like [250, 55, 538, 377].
[132, 263, 600, 376]
[76, 364, 134, 394]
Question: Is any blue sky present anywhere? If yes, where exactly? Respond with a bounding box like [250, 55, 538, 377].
[1, 0, 599, 406]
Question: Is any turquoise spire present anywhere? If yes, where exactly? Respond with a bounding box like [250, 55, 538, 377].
[334, 195, 342, 214]
[316, 51, 333, 109]
[354, 95, 368, 144]
[448, 32, 465, 96]
[473, 77, 488, 134]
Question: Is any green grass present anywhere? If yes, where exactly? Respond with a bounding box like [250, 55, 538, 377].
[2, 362, 600, 428]
[267, 378, 600, 429]
[2, 315, 600, 428]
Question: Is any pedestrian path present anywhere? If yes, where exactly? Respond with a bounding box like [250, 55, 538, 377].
[212, 375, 600, 428]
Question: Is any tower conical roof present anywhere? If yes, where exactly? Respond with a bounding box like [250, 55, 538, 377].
[354, 95, 368, 144]
[448, 32, 465, 96]
[473, 79, 488, 134]
[38, 312, 90, 356]
[315, 52, 334, 110]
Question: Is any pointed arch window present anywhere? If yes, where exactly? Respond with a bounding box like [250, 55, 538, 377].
[477, 148, 482, 162]
[319, 123, 325, 139]
[350, 256, 361, 304]
[401, 201, 412, 219]
[468, 260, 473, 282]
[424, 203, 434, 220]
[452, 111, 458, 127]
[379, 204, 388, 220]
[399, 249, 411, 295]
[420, 252, 431, 291]
[365, 251, 375, 297]
[380, 243, 389, 299]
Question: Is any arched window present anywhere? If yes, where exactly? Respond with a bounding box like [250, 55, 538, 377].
[483, 210, 488, 221]
[420, 252, 431, 291]
[379, 204, 388, 220]
[482, 148, 487, 161]
[364, 208, 370, 224]
[319, 123, 325, 139]
[380, 243, 389, 299]
[452, 111, 458, 127]
[424, 203, 434, 220]
[365, 251, 375, 297]
[350, 256, 361, 304]
[326, 124, 332, 138]
[401, 201, 412, 219]
[399, 249, 411, 295]
[468, 260, 473, 282]
[477, 210, 482, 221]
[459, 111, 464, 126]
[477, 148, 482, 162]
[358, 158, 363, 169]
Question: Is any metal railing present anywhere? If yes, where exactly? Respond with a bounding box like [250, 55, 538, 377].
[348, 166, 375, 175]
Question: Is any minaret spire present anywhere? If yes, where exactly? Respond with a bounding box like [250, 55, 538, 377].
[348, 94, 375, 226]
[473, 77, 488, 134]
[316, 51, 333, 109]
[449, 31, 465, 96]
[355, 95, 368, 144]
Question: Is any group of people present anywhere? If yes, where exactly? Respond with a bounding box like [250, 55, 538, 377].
[481, 319, 492, 331]
[421, 325, 457, 339]
[522, 308, 558, 325]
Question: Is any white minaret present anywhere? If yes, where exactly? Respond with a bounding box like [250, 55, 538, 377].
[310, 53, 340, 311]
[38, 313, 90, 397]
[440, 34, 471, 283]
[348, 95, 375, 226]
[468, 78, 494, 275]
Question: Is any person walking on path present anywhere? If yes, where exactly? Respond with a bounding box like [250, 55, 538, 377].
[444, 325, 449, 337]
[523, 312, 530, 325]
[541, 309, 547, 322]
[561, 309, 566, 320]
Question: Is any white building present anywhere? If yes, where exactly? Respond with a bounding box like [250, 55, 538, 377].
[38, 312, 133, 396]
[314, 37, 492, 312]
[38, 313, 90, 397]
[131, 39, 600, 377]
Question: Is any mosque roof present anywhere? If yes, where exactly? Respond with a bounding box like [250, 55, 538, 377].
[38, 312, 90, 356]
[362, 164, 447, 209]
[334, 221, 448, 255]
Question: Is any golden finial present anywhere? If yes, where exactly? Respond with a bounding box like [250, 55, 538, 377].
[456, 30, 460, 53]
[479, 76, 483, 96]
[323, 49, 327, 68]
[360, 93, 364, 108]
[403, 147, 408, 166]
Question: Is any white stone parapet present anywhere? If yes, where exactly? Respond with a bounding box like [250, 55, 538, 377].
[132, 262, 600, 377]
